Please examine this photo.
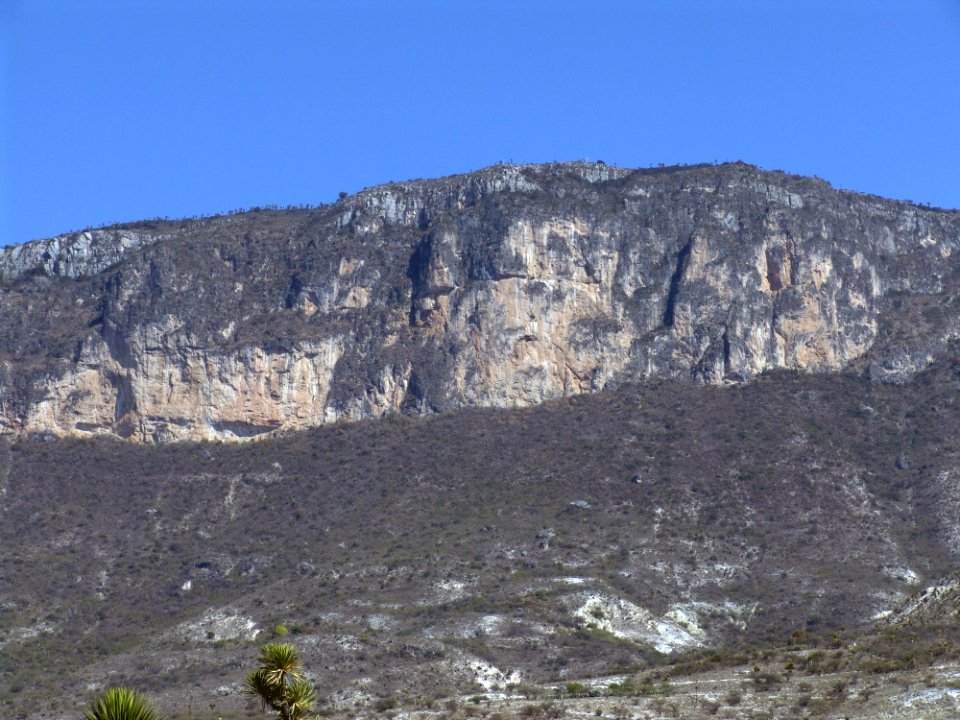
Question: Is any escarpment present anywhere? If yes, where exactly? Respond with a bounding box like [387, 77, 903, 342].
[2, 161, 959, 442]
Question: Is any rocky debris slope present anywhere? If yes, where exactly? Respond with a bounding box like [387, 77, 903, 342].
[2, 161, 959, 442]
[880, 570, 960, 627]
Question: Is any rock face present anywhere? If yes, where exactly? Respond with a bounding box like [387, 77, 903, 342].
[881, 568, 960, 627]
[2, 161, 959, 442]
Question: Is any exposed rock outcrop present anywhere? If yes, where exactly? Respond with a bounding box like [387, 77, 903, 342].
[2, 161, 958, 441]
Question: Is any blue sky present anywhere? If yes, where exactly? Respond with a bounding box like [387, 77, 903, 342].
[2, 0, 960, 246]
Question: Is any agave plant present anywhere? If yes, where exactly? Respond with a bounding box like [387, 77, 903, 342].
[244, 642, 320, 720]
[84, 687, 162, 720]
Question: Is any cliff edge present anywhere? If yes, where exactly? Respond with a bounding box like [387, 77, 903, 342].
[2, 161, 958, 441]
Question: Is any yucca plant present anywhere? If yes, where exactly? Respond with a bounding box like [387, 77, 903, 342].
[244, 642, 320, 720]
[84, 686, 162, 720]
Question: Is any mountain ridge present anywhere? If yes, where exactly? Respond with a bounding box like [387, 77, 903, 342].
[10, 161, 957, 284]
[6, 161, 960, 717]
[2, 161, 960, 443]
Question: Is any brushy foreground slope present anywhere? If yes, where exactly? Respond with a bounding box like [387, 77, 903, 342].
[3, 363, 960, 717]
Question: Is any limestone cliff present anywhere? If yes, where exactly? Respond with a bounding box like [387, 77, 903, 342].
[2, 161, 959, 441]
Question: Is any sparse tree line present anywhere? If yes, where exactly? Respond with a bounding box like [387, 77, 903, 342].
[84, 642, 320, 720]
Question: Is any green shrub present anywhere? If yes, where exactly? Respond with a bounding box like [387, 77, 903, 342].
[84, 687, 162, 720]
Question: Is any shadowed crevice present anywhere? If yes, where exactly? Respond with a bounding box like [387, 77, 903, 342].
[663, 239, 693, 327]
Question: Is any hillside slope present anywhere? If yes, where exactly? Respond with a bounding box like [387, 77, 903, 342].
[3, 364, 960, 716]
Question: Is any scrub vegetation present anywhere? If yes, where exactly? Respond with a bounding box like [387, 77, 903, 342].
[3, 361, 960, 717]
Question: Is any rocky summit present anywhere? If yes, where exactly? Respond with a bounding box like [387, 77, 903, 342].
[2, 161, 959, 443]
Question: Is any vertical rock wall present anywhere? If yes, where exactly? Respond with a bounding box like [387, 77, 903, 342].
[0, 162, 957, 441]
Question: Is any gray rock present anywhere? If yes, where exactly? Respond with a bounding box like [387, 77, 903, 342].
[0, 161, 958, 442]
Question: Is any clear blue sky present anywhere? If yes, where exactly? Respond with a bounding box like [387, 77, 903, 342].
[3, 0, 960, 246]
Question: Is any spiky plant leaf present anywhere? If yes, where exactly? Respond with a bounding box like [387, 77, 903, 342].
[245, 642, 321, 720]
[284, 679, 318, 719]
[244, 668, 283, 711]
[257, 642, 305, 686]
[84, 687, 162, 720]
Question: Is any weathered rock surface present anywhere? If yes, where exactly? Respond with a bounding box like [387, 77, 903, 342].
[882, 569, 960, 627]
[2, 161, 958, 441]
